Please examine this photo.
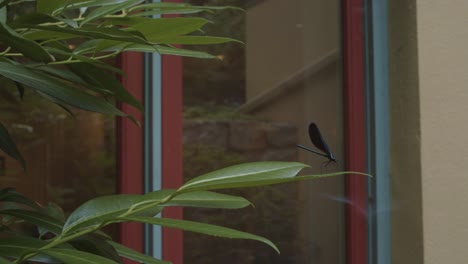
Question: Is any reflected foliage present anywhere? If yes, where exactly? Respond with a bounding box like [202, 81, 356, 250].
[184, 0, 247, 107]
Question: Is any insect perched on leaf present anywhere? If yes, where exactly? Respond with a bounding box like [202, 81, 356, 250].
[296, 122, 338, 166]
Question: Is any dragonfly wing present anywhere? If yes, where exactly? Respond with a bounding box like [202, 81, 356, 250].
[308, 122, 332, 155]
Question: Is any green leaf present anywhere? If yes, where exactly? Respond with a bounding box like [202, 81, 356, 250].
[130, 18, 209, 42]
[107, 241, 170, 264]
[38, 203, 67, 236]
[0, 1, 12, 10]
[128, 9, 209, 17]
[0, 122, 25, 169]
[69, 236, 122, 264]
[36, 91, 77, 117]
[9, 13, 59, 28]
[81, 0, 144, 26]
[53, 0, 133, 15]
[0, 257, 13, 264]
[0, 209, 63, 235]
[177, 161, 308, 192]
[35, 66, 88, 86]
[44, 46, 125, 74]
[62, 194, 143, 235]
[0, 188, 40, 209]
[22, 29, 78, 41]
[128, 4, 243, 17]
[57, 17, 79, 28]
[0, 237, 53, 262]
[63, 189, 250, 235]
[27, 26, 150, 46]
[67, 63, 143, 111]
[0, 22, 52, 62]
[0, 62, 126, 116]
[156, 36, 240, 45]
[75, 40, 216, 59]
[177, 161, 371, 193]
[42, 248, 120, 264]
[153, 45, 215, 58]
[42, 203, 66, 222]
[0, 6, 6, 23]
[122, 216, 280, 254]
[128, 2, 190, 12]
[37, 0, 63, 14]
[161, 191, 251, 209]
[99, 16, 213, 42]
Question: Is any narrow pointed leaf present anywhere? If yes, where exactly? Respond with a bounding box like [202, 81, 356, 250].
[128, 8, 210, 17]
[27, 26, 150, 45]
[63, 189, 251, 235]
[63, 194, 142, 235]
[154, 45, 215, 58]
[128, 2, 190, 12]
[128, 2, 242, 13]
[131, 18, 209, 42]
[35, 66, 87, 85]
[53, 0, 133, 14]
[0, 237, 52, 262]
[0, 7, 6, 23]
[0, 23, 51, 62]
[97, 16, 211, 40]
[81, 0, 144, 26]
[0, 62, 126, 116]
[36, 91, 77, 117]
[179, 162, 370, 193]
[79, 40, 215, 59]
[122, 216, 280, 254]
[0, 188, 40, 209]
[0, 122, 25, 169]
[9, 13, 59, 28]
[69, 236, 122, 264]
[0, 209, 63, 235]
[177, 161, 308, 192]
[137, 190, 251, 210]
[107, 241, 170, 264]
[37, 0, 63, 14]
[67, 63, 143, 111]
[44, 47, 125, 74]
[42, 248, 119, 264]
[161, 191, 251, 209]
[156, 36, 240, 45]
[22, 30, 78, 41]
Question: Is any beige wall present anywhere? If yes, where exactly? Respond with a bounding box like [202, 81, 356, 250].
[391, 1, 468, 263]
[416, 0, 468, 263]
[389, 0, 424, 263]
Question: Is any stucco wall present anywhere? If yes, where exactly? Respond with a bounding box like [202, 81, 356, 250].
[416, 0, 468, 263]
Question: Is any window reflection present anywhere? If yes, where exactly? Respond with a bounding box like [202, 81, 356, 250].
[0, 71, 117, 236]
[183, 0, 344, 263]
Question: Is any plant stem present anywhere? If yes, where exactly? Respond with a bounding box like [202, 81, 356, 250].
[15, 225, 103, 263]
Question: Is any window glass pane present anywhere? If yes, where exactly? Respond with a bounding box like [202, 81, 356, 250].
[183, 0, 344, 263]
[0, 65, 118, 238]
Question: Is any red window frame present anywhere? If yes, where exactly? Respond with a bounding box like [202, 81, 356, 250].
[118, 51, 144, 258]
[343, 0, 367, 263]
[118, 1, 368, 263]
